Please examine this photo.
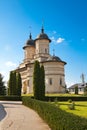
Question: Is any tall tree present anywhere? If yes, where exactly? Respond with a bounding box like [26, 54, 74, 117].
[8, 71, 21, 95]
[75, 86, 78, 95]
[0, 73, 6, 95]
[8, 71, 13, 95]
[40, 65, 45, 100]
[84, 85, 87, 95]
[16, 72, 22, 96]
[13, 71, 16, 95]
[33, 60, 40, 99]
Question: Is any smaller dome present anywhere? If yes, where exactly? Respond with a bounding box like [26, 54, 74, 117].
[35, 27, 51, 42]
[26, 39, 35, 46]
[23, 33, 35, 49]
[37, 33, 49, 39]
[47, 56, 62, 62]
[47, 55, 66, 64]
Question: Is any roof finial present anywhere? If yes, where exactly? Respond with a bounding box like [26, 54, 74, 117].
[41, 19, 44, 33]
[29, 33, 32, 39]
[81, 73, 85, 84]
[29, 26, 32, 39]
[53, 49, 55, 56]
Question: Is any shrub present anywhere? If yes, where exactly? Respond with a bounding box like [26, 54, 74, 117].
[68, 99, 72, 103]
[68, 102, 75, 110]
[0, 96, 22, 101]
[45, 96, 87, 101]
[22, 96, 87, 130]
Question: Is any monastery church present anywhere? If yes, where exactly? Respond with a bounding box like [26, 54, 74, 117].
[16, 26, 67, 94]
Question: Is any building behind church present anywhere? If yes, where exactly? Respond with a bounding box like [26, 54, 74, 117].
[16, 27, 67, 94]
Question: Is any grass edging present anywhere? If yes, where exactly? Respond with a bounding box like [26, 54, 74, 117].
[22, 96, 87, 130]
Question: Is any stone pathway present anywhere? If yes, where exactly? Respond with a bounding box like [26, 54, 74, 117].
[0, 101, 51, 130]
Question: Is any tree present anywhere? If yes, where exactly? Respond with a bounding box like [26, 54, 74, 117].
[84, 85, 87, 95]
[33, 60, 40, 100]
[16, 72, 22, 96]
[0, 73, 6, 95]
[8, 71, 22, 96]
[8, 71, 13, 95]
[75, 86, 78, 94]
[40, 65, 45, 100]
[13, 71, 16, 95]
[33, 61, 45, 100]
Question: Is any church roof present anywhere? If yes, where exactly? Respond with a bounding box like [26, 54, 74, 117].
[47, 55, 66, 64]
[23, 33, 35, 49]
[69, 83, 87, 89]
[35, 27, 51, 42]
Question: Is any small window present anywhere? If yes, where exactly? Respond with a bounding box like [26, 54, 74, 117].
[45, 48, 47, 53]
[79, 88, 82, 91]
[49, 78, 52, 85]
[60, 78, 62, 85]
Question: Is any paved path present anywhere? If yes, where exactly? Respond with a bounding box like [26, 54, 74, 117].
[0, 101, 51, 130]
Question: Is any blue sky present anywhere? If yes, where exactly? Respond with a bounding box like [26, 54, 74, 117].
[0, 0, 87, 87]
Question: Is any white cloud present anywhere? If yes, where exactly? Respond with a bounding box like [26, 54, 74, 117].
[81, 38, 85, 41]
[53, 31, 57, 34]
[5, 61, 17, 67]
[51, 36, 56, 42]
[56, 37, 65, 44]
[51, 36, 65, 44]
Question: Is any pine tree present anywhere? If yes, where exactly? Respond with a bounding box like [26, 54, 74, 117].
[40, 65, 45, 100]
[33, 60, 40, 99]
[13, 71, 16, 95]
[8, 71, 17, 95]
[84, 85, 87, 95]
[0, 73, 6, 95]
[75, 86, 78, 94]
[8, 71, 13, 95]
[16, 72, 22, 96]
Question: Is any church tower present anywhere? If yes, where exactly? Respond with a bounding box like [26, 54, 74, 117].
[34, 26, 51, 61]
[23, 33, 35, 63]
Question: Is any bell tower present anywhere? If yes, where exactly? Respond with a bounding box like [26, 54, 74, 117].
[34, 26, 51, 61]
[23, 33, 35, 63]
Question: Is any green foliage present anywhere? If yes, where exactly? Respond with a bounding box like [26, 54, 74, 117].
[68, 99, 72, 103]
[68, 102, 75, 110]
[84, 86, 87, 95]
[8, 71, 22, 96]
[40, 65, 45, 100]
[0, 73, 6, 95]
[13, 71, 16, 95]
[45, 96, 87, 101]
[22, 97, 87, 130]
[33, 60, 40, 99]
[75, 86, 78, 94]
[33, 61, 45, 100]
[0, 96, 21, 101]
[16, 73, 22, 96]
[8, 71, 14, 95]
[54, 98, 60, 107]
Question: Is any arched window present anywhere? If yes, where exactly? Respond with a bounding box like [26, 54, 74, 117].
[45, 48, 47, 53]
[49, 78, 52, 85]
[60, 78, 62, 85]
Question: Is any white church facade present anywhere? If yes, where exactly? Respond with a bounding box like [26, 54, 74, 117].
[16, 27, 67, 94]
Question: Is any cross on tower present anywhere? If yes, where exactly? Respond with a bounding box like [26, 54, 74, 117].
[81, 73, 85, 84]
[53, 49, 55, 56]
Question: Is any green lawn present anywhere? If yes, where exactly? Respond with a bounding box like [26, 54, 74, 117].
[53, 101, 87, 118]
[22, 93, 82, 96]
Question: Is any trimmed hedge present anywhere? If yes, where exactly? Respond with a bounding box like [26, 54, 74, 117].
[45, 96, 87, 101]
[22, 96, 87, 130]
[0, 96, 22, 101]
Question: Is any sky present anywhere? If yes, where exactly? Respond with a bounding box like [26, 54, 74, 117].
[0, 0, 87, 87]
